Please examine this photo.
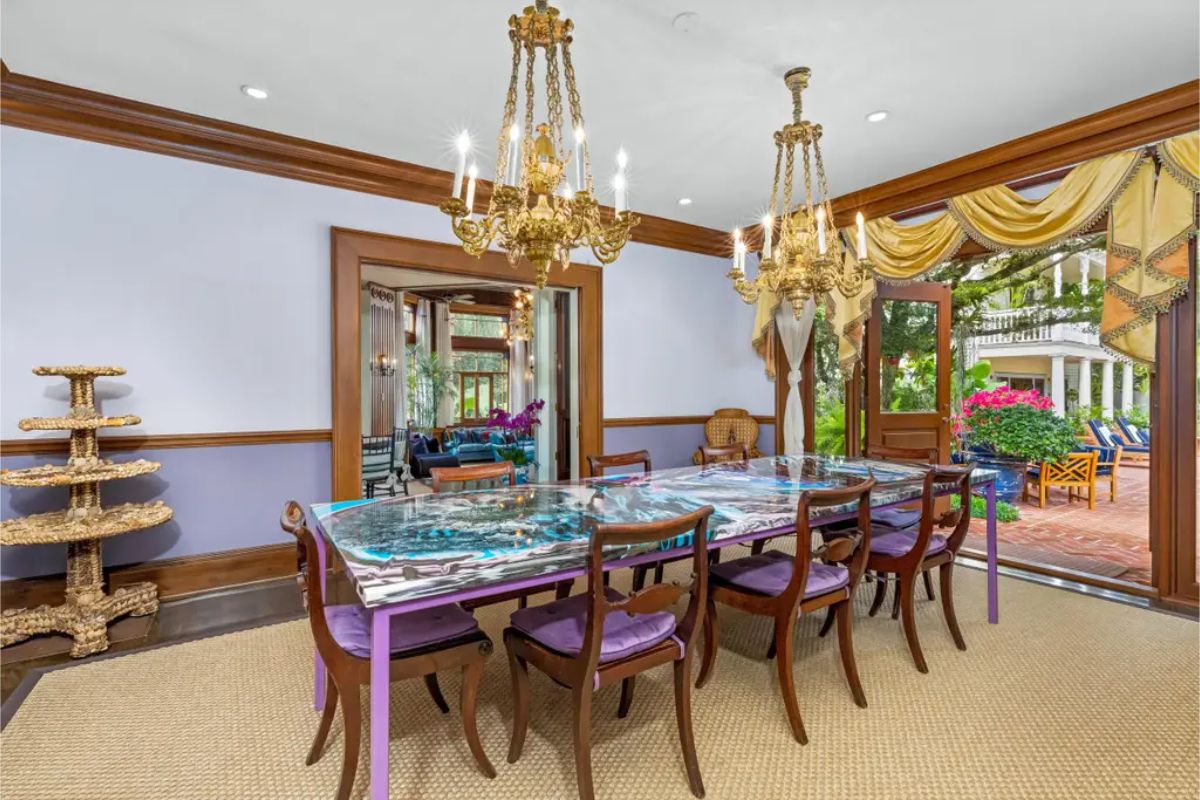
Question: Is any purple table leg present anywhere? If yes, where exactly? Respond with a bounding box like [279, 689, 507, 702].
[986, 479, 999, 624]
[313, 532, 328, 711]
[370, 609, 391, 800]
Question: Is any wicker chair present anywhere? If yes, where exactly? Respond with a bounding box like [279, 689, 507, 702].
[692, 408, 763, 465]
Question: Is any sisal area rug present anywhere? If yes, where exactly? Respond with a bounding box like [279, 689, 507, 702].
[1, 566, 1196, 799]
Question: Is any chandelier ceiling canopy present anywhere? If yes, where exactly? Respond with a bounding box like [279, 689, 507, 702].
[440, 1, 639, 289]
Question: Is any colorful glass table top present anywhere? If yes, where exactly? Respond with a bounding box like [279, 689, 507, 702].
[312, 454, 997, 608]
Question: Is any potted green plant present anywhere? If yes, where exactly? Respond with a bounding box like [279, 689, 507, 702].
[406, 349, 456, 431]
[954, 387, 1077, 502]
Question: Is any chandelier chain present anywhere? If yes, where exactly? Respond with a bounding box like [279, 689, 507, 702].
[522, 41, 537, 199]
[496, 35, 522, 188]
[782, 142, 795, 226]
[802, 138, 813, 213]
[769, 141, 783, 221]
[545, 44, 565, 166]
[561, 40, 592, 193]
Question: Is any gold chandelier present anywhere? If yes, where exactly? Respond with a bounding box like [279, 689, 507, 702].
[729, 67, 870, 314]
[440, 1, 639, 289]
[507, 288, 534, 343]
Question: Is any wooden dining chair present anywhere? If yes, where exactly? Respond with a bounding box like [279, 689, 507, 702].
[504, 505, 715, 800]
[431, 461, 571, 608]
[861, 465, 974, 673]
[863, 443, 939, 603]
[585, 449, 652, 479]
[698, 442, 750, 465]
[279, 501, 495, 800]
[696, 478, 875, 744]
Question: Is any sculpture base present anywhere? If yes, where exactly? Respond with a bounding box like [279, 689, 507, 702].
[1, 581, 159, 658]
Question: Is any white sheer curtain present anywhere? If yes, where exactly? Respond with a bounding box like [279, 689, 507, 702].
[509, 338, 529, 413]
[775, 298, 816, 455]
[433, 301, 455, 426]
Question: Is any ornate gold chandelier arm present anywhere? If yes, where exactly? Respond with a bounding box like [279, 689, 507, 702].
[585, 211, 639, 265]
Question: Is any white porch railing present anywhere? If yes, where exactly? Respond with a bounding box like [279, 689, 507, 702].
[973, 307, 1099, 347]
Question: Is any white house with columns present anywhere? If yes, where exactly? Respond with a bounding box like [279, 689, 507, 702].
[966, 250, 1146, 417]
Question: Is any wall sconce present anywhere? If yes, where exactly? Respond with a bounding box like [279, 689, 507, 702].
[372, 353, 397, 376]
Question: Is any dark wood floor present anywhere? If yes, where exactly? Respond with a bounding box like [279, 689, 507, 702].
[1, 577, 314, 713]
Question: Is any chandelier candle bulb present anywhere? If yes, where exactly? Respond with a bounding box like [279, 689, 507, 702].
[573, 126, 585, 190]
[762, 215, 773, 260]
[733, 227, 743, 271]
[613, 173, 627, 214]
[856, 212, 867, 259]
[465, 163, 479, 218]
[816, 206, 827, 254]
[453, 131, 470, 199]
[507, 125, 521, 186]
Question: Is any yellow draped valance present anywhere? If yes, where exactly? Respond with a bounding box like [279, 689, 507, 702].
[751, 136, 1197, 376]
[1101, 132, 1197, 364]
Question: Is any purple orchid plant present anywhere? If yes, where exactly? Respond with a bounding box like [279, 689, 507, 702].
[486, 399, 545, 440]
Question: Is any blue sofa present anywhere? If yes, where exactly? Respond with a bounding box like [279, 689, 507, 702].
[443, 426, 502, 463]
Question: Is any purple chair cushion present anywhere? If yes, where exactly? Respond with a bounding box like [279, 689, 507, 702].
[510, 588, 678, 663]
[871, 529, 948, 558]
[710, 550, 849, 599]
[325, 603, 478, 659]
[871, 507, 921, 530]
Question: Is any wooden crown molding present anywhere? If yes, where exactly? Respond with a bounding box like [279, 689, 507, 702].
[0, 68, 727, 257]
[2, 65, 1192, 253]
[830, 80, 1200, 225]
[0, 429, 331, 457]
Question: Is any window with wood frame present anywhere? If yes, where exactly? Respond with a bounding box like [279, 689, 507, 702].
[449, 309, 511, 423]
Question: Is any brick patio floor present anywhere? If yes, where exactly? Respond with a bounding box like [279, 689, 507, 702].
[967, 463, 1152, 585]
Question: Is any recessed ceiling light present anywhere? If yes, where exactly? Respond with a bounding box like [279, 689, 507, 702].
[866, 110, 888, 123]
[241, 85, 269, 100]
[678, 197, 693, 206]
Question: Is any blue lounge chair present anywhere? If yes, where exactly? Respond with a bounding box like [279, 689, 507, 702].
[1116, 416, 1151, 446]
[1087, 418, 1149, 457]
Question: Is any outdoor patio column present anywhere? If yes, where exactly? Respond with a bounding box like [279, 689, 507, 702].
[1050, 355, 1066, 416]
[1078, 357, 1092, 407]
[1101, 360, 1115, 418]
[1121, 362, 1134, 411]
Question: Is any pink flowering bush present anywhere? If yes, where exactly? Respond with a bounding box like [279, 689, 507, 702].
[955, 387, 1075, 464]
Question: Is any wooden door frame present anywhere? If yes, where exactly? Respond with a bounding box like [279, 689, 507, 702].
[331, 228, 602, 500]
[864, 281, 953, 461]
[1150, 230, 1198, 603]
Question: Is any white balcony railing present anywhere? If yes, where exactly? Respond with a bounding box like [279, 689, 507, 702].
[972, 307, 1099, 348]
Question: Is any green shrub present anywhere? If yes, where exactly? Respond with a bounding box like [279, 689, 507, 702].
[967, 403, 1077, 464]
[950, 493, 1021, 523]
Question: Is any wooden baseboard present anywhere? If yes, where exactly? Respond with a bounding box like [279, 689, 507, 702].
[0, 543, 297, 610]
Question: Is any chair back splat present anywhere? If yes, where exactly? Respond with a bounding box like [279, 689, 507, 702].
[577, 506, 714, 680]
[865, 443, 937, 465]
[430, 461, 517, 493]
[699, 442, 749, 466]
[585, 449, 652, 478]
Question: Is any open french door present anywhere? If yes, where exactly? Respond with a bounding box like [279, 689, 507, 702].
[865, 281, 953, 461]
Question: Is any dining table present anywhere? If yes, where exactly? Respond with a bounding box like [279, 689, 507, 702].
[309, 453, 999, 800]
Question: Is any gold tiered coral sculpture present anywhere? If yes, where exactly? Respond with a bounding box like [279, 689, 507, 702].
[0, 366, 172, 657]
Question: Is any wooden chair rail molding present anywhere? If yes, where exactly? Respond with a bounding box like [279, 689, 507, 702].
[0, 429, 331, 457]
[2, 63, 1193, 253]
[603, 414, 775, 427]
[0, 66, 727, 257]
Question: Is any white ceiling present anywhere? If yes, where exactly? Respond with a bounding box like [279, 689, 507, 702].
[3, 0, 1196, 230]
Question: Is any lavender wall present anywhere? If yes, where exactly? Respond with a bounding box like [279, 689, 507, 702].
[0, 442, 329, 580]
[605, 423, 775, 471]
